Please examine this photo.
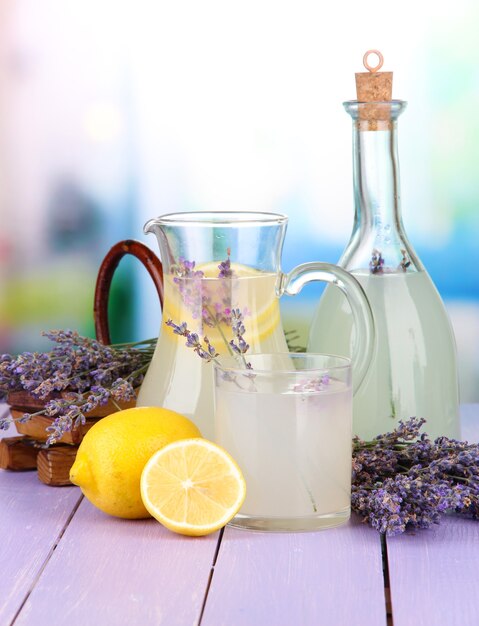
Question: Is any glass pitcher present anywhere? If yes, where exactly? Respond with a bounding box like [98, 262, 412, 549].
[137, 211, 374, 439]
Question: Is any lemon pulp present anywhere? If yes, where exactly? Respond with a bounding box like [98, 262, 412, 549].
[140, 438, 246, 536]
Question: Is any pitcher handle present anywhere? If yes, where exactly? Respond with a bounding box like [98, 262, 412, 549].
[280, 262, 375, 393]
[94, 239, 164, 345]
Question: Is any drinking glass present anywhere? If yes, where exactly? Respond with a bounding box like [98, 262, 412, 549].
[214, 353, 352, 532]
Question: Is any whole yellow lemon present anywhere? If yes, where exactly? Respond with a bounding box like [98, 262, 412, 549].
[69, 407, 201, 519]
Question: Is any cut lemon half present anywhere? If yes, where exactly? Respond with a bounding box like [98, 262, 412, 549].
[140, 438, 246, 536]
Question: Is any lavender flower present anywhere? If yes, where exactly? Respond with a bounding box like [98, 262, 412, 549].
[218, 248, 233, 278]
[229, 308, 252, 369]
[352, 418, 479, 535]
[167, 321, 188, 336]
[204, 336, 218, 358]
[110, 378, 136, 403]
[170, 257, 204, 279]
[165, 320, 219, 362]
[293, 375, 330, 393]
[369, 249, 384, 274]
[399, 248, 411, 271]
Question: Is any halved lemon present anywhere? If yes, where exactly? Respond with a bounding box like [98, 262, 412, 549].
[140, 438, 246, 536]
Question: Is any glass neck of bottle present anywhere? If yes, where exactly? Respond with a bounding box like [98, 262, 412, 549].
[352, 111, 406, 241]
[343, 101, 420, 273]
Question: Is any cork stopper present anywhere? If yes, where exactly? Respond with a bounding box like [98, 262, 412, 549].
[355, 50, 393, 130]
[355, 50, 392, 101]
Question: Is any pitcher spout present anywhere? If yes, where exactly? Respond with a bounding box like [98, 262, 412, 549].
[144, 218, 161, 236]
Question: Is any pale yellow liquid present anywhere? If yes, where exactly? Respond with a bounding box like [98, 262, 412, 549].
[216, 379, 352, 530]
[309, 270, 460, 440]
[137, 268, 289, 439]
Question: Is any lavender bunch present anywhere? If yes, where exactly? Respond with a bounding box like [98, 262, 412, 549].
[166, 308, 252, 372]
[352, 417, 479, 535]
[0, 330, 155, 445]
[170, 257, 207, 323]
[168, 253, 254, 362]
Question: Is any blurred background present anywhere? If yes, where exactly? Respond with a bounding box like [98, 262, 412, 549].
[0, 0, 478, 400]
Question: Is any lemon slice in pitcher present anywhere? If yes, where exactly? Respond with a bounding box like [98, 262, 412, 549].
[140, 438, 246, 536]
[162, 261, 281, 347]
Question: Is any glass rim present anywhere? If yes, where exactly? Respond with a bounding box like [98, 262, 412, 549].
[214, 352, 351, 375]
[150, 211, 289, 227]
[343, 100, 407, 119]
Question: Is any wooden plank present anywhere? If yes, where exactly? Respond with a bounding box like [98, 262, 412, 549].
[8, 391, 136, 443]
[37, 445, 78, 486]
[12, 410, 99, 444]
[387, 405, 479, 626]
[14, 499, 220, 626]
[0, 436, 38, 470]
[387, 517, 479, 626]
[202, 515, 386, 626]
[0, 469, 82, 625]
[0, 406, 82, 622]
[7, 390, 136, 416]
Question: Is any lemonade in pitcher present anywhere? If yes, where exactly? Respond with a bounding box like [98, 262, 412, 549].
[137, 259, 288, 439]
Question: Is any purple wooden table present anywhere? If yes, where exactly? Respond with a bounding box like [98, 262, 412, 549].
[1, 405, 478, 626]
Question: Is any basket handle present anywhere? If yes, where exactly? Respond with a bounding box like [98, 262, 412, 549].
[94, 239, 164, 345]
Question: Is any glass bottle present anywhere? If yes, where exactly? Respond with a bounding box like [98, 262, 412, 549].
[308, 100, 460, 440]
